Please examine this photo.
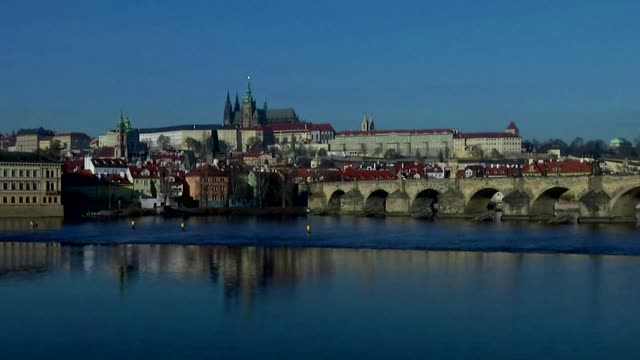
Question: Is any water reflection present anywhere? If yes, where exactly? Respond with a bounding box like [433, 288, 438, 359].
[0, 217, 63, 231]
[0, 242, 626, 311]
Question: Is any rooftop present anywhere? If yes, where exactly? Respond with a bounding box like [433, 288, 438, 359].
[337, 129, 456, 137]
[0, 152, 59, 163]
[139, 124, 234, 134]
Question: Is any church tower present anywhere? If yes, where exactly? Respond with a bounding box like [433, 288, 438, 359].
[114, 112, 128, 160]
[224, 91, 233, 126]
[361, 113, 369, 131]
[241, 77, 256, 127]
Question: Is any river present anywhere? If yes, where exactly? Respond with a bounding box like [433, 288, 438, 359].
[1, 217, 640, 359]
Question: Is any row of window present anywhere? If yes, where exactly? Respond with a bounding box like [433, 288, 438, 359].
[2, 182, 39, 191]
[0, 169, 59, 178]
[1, 196, 57, 204]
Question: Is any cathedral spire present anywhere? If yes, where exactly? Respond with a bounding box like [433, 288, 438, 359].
[263, 96, 268, 112]
[234, 92, 240, 111]
[243, 76, 253, 104]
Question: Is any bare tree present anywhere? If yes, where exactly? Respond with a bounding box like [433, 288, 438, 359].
[246, 137, 264, 152]
[254, 170, 270, 208]
[157, 135, 172, 151]
[276, 168, 296, 208]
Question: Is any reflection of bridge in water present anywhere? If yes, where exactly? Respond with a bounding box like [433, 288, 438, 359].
[307, 175, 640, 222]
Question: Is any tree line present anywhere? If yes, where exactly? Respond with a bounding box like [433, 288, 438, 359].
[525, 137, 640, 158]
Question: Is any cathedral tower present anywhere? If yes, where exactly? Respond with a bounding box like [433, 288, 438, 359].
[224, 91, 233, 126]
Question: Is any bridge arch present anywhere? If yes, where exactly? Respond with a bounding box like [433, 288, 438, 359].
[411, 189, 441, 213]
[530, 186, 570, 217]
[609, 185, 640, 218]
[327, 190, 345, 214]
[465, 188, 500, 214]
[364, 189, 389, 216]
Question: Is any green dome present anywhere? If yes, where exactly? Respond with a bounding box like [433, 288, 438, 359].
[610, 137, 631, 146]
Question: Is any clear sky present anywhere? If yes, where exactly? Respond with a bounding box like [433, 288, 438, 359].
[1, 0, 638, 140]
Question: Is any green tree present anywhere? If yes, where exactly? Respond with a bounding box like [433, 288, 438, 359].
[150, 180, 157, 198]
[246, 137, 265, 152]
[185, 137, 203, 154]
[384, 148, 398, 160]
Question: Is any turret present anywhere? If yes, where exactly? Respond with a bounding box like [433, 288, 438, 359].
[361, 113, 369, 131]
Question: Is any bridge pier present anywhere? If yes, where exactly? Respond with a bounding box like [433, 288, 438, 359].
[439, 190, 465, 217]
[340, 189, 364, 215]
[502, 190, 531, 221]
[386, 191, 410, 215]
[579, 191, 611, 219]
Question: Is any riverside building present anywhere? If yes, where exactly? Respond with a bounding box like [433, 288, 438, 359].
[0, 152, 63, 218]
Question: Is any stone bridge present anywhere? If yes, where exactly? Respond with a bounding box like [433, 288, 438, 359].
[306, 175, 640, 222]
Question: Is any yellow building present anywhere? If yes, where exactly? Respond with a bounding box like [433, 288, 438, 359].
[453, 122, 522, 158]
[0, 152, 63, 218]
[15, 134, 40, 152]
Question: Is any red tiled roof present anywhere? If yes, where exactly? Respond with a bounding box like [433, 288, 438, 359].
[342, 167, 396, 181]
[91, 157, 128, 168]
[186, 164, 227, 177]
[310, 123, 335, 132]
[107, 174, 132, 185]
[506, 121, 518, 130]
[457, 132, 519, 139]
[337, 129, 455, 136]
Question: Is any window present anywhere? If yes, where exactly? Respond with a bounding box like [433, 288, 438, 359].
[19, 197, 23, 203]
[11, 197, 15, 203]
[11, 170, 15, 177]
[2, 170, 6, 177]
[33, 170, 38, 177]
[43, 197, 47, 203]
[19, 170, 23, 177]
[2, 197, 5, 203]
[49, 197, 52, 203]
[26, 183, 30, 190]
[25, 170, 30, 177]
[2, 183, 6, 190]
[33, 183, 38, 190]
[32, 197, 36, 203]
[19, 183, 23, 190]
[11, 183, 15, 190]
[26, 197, 30, 203]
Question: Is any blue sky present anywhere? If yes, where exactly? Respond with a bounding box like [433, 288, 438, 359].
[0, 0, 638, 140]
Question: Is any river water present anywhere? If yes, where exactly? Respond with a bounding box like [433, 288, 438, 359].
[1, 217, 640, 359]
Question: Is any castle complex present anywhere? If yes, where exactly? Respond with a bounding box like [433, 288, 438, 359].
[223, 77, 300, 128]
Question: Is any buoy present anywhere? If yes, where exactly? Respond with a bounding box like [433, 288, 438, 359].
[306, 224, 311, 234]
[180, 222, 186, 231]
[130, 219, 136, 230]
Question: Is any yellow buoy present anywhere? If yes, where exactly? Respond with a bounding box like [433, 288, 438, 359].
[181, 222, 186, 231]
[130, 219, 136, 230]
[306, 224, 311, 234]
